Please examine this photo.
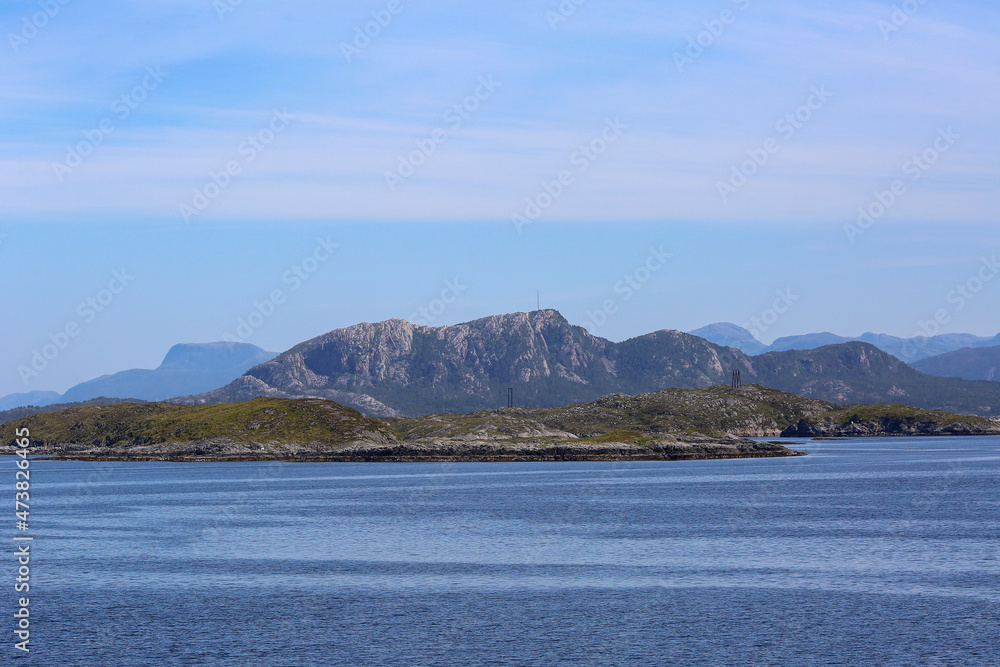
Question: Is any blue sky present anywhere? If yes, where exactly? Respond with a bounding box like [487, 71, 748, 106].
[1, 1, 998, 396]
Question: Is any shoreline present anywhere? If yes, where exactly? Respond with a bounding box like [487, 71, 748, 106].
[26, 439, 806, 463]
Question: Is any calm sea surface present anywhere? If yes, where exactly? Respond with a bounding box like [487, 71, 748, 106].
[5, 436, 999, 665]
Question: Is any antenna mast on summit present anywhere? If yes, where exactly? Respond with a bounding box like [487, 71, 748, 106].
[537, 290, 540, 310]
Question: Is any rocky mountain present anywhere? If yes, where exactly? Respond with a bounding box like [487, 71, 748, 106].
[912, 345, 1000, 381]
[689, 323, 1000, 362]
[750, 342, 1000, 415]
[57, 342, 277, 404]
[176, 311, 742, 415]
[174, 310, 1000, 417]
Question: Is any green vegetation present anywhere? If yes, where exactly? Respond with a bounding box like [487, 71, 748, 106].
[782, 402, 1000, 436]
[5, 384, 828, 460]
[12, 397, 394, 449]
[817, 403, 996, 428]
[15, 384, 994, 461]
[0, 397, 148, 426]
[9, 384, 834, 451]
[533, 384, 833, 436]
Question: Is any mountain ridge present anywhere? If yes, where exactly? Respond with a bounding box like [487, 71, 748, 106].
[172, 310, 1000, 418]
[911, 345, 1000, 381]
[690, 321, 1000, 361]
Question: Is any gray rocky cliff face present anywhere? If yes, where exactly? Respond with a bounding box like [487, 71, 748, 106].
[176, 311, 635, 415]
[169, 311, 1000, 417]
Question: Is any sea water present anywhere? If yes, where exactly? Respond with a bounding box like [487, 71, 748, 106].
[4, 435, 998, 665]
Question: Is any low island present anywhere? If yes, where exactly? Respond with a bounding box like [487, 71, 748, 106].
[6, 384, 998, 462]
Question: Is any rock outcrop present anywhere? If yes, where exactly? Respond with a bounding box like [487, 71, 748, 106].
[780, 404, 1000, 437]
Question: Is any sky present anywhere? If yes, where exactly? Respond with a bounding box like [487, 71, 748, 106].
[1, 0, 998, 397]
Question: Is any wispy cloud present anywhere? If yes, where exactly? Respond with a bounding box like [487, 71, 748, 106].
[1, 0, 997, 223]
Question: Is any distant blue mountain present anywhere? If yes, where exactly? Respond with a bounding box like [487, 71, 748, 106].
[689, 324, 1000, 363]
[912, 345, 1000, 382]
[855, 332, 1000, 362]
[0, 391, 62, 412]
[0, 343, 277, 410]
[59, 343, 278, 403]
[767, 333, 853, 352]
[688, 323, 767, 355]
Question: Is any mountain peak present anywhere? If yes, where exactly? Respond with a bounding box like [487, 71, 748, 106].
[158, 342, 276, 371]
[689, 322, 766, 355]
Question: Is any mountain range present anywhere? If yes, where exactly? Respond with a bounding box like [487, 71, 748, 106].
[172, 310, 1000, 418]
[7, 312, 999, 420]
[690, 322, 1000, 362]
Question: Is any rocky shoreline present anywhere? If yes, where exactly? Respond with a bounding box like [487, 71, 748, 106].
[34, 434, 803, 463]
[780, 404, 1000, 438]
